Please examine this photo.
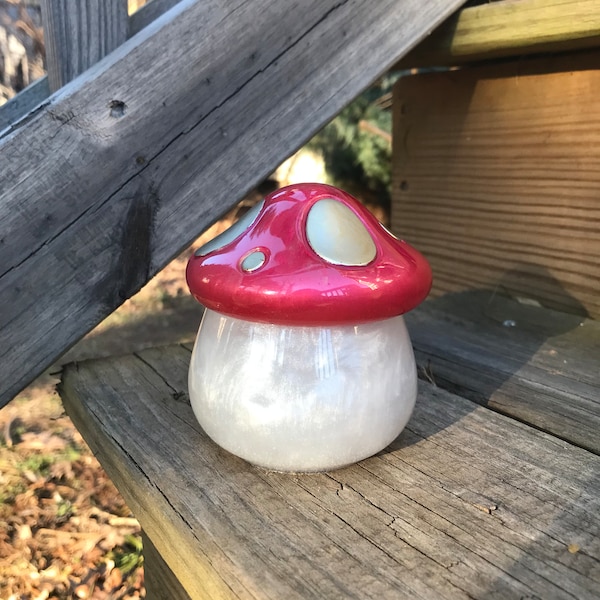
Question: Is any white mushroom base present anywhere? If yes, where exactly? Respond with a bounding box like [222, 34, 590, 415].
[188, 309, 417, 472]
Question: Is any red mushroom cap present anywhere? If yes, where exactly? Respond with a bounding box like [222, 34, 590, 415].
[186, 183, 432, 326]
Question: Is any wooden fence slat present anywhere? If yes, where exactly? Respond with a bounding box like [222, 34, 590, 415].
[0, 0, 465, 406]
[40, 0, 129, 92]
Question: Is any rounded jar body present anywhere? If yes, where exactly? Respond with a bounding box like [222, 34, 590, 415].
[188, 309, 417, 472]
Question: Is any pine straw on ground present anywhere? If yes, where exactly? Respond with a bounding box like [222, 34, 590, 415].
[0, 398, 144, 599]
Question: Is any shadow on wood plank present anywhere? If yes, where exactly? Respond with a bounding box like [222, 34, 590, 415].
[404, 264, 599, 454]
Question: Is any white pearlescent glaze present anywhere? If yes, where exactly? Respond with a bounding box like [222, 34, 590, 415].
[189, 309, 417, 472]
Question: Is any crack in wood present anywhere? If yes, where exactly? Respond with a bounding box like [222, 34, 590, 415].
[133, 352, 181, 397]
[48, 109, 77, 125]
[327, 474, 395, 525]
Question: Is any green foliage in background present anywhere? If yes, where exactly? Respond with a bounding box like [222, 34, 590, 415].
[308, 75, 399, 208]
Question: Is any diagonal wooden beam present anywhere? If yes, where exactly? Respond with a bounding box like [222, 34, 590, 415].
[0, 0, 465, 406]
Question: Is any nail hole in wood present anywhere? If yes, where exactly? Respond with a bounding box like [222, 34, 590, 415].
[109, 100, 127, 118]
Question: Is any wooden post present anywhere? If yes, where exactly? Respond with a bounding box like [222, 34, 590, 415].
[40, 0, 128, 92]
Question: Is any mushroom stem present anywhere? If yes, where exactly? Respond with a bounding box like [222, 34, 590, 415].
[188, 309, 417, 472]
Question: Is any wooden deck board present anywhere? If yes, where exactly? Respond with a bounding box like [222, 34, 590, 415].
[405, 292, 600, 454]
[60, 341, 600, 599]
[142, 530, 191, 599]
[397, 0, 600, 67]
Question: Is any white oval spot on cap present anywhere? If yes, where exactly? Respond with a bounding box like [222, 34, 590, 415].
[306, 199, 377, 266]
[195, 200, 264, 256]
[241, 250, 266, 272]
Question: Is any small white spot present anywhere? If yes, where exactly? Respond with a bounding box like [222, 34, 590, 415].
[503, 319, 517, 328]
[241, 251, 266, 272]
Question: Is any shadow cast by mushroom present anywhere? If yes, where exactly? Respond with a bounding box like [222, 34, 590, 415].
[388, 263, 591, 454]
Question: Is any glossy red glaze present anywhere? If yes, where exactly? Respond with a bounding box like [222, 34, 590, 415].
[186, 183, 432, 325]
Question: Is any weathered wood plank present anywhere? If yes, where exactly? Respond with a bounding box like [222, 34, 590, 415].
[0, 0, 465, 407]
[0, 0, 181, 131]
[398, 0, 600, 68]
[142, 530, 192, 600]
[40, 0, 129, 92]
[405, 291, 600, 454]
[60, 345, 600, 599]
[128, 0, 182, 37]
[392, 53, 600, 319]
[0, 77, 50, 133]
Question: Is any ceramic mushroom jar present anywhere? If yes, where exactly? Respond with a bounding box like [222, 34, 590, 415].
[186, 183, 432, 472]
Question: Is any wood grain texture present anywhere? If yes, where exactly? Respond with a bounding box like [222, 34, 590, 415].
[142, 530, 192, 600]
[398, 0, 600, 68]
[0, 77, 50, 133]
[128, 0, 182, 37]
[0, 0, 181, 131]
[392, 54, 600, 319]
[40, 0, 129, 92]
[0, 0, 465, 407]
[405, 291, 600, 455]
[60, 344, 600, 599]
